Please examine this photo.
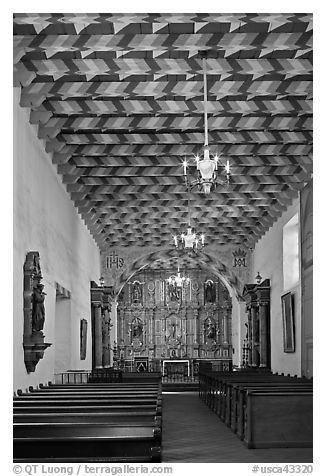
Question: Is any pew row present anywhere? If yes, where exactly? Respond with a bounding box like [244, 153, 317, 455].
[244, 390, 312, 448]
[199, 368, 313, 449]
[14, 423, 161, 463]
[14, 412, 162, 426]
[14, 381, 162, 462]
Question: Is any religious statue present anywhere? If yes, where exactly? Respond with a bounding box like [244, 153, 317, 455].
[132, 281, 142, 304]
[205, 317, 216, 340]
[132, 317, 143, 338]
[32, 283, 46, 333]
[204, 280, 216, 303]
[168, 283, 181, 302]
[170, 322, 177, 338]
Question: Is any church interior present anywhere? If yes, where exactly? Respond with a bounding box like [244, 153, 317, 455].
[13, 12, 313, 464]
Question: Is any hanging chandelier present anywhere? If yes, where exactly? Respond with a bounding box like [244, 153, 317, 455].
[166, 262, 190, 288]
[183, 54, 231, 195]
[173, 186, 205, 252]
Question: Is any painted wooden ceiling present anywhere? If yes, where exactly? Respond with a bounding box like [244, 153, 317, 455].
[13, 13, 313, 249]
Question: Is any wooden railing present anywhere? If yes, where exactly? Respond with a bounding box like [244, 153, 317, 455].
[54, 369, 122, 384]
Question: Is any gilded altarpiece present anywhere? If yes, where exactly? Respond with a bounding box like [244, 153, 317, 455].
[117, 269, 232, 371]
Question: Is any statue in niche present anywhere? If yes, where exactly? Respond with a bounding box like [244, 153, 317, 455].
[168, 283, 181, 302]
[131, 281, 143, 304]
[169, 321, 180, 339]
[132, 317, 143, 338]
[205, 317, 216, 340]
[204, 280, 216, 303]
[32, 283, 46, 333]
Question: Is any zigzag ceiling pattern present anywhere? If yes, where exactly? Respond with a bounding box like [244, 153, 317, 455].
[13, 13, 313, 249]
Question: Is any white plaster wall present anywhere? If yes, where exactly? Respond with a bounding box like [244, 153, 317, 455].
[54, 298, 72, 373]
[13, 88, 101, 392]
[230, 296, 247, 367]
[252, 199, 301, 376]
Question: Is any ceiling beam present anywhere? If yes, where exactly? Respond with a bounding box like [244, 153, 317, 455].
[37, 115, 312, 137]
[20, 79, 312, 106]
[14, 32, 312, 61]
[48, 142, 312, 156]
[56, 155, 312, 169]
[33, 97, 313, 116]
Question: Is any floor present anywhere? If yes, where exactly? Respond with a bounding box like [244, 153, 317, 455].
[162, 392, 313, 463]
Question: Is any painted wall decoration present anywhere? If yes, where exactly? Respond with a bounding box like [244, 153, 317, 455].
[232, 248, 247, 268]
[106, 250, 124, 270]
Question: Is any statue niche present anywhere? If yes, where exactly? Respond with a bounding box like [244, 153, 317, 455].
[131, 316, 143, 352]
[130, 280, 143, 305]
[23, 252, 52, 373]
[204, 317, 217, 341]
[132, 317, 143, 338]
[167, 282, 181, 303]
[166, 315, 182, 352]
[204, 279, 216, 304]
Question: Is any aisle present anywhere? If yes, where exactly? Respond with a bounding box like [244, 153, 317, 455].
[162, 392, 313, 463]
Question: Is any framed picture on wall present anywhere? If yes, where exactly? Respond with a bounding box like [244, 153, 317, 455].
[80, 319, 88, 360]
[281, 292, 295, 352]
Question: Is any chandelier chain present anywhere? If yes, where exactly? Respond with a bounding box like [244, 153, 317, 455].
[203, 56, 209, 147]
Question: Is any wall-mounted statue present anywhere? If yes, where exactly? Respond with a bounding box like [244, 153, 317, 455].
[32, 283, 46, 333]
[23, 252, 51, 373]
[204, 279, 216, 303]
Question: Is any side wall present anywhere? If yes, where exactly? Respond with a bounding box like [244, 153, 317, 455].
[13, 89, 101, 392]
[300, 181, 313, 377]
[252, 198, 301, 376]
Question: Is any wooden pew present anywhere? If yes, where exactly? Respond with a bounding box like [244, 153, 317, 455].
[14, 411, 162, 426]
[198, 368, 313, 448]
[224, 377, 310, 425]
[14, 385, 162, 427]
[14, 395, 160, 403]
[213, 374, 307, 422]
[231, 382, 312, 436]
[14, 403, 161, 415]
[14, 382, 162, 462]
[43, 382, 160, 389]
[243, 390, 313, 448]
[21, 390, 159, 397]
[14, 423, 161, 463]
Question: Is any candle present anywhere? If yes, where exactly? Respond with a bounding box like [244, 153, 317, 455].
[183, 159, 187, 176]
[201, 233, 205, 245]
[214, 154, 219, 170]
[226, 160, 230, 174]
[173, 235, 178, 247]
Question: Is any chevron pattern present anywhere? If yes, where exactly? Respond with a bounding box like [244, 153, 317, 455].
[13, 13, 313, 249]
